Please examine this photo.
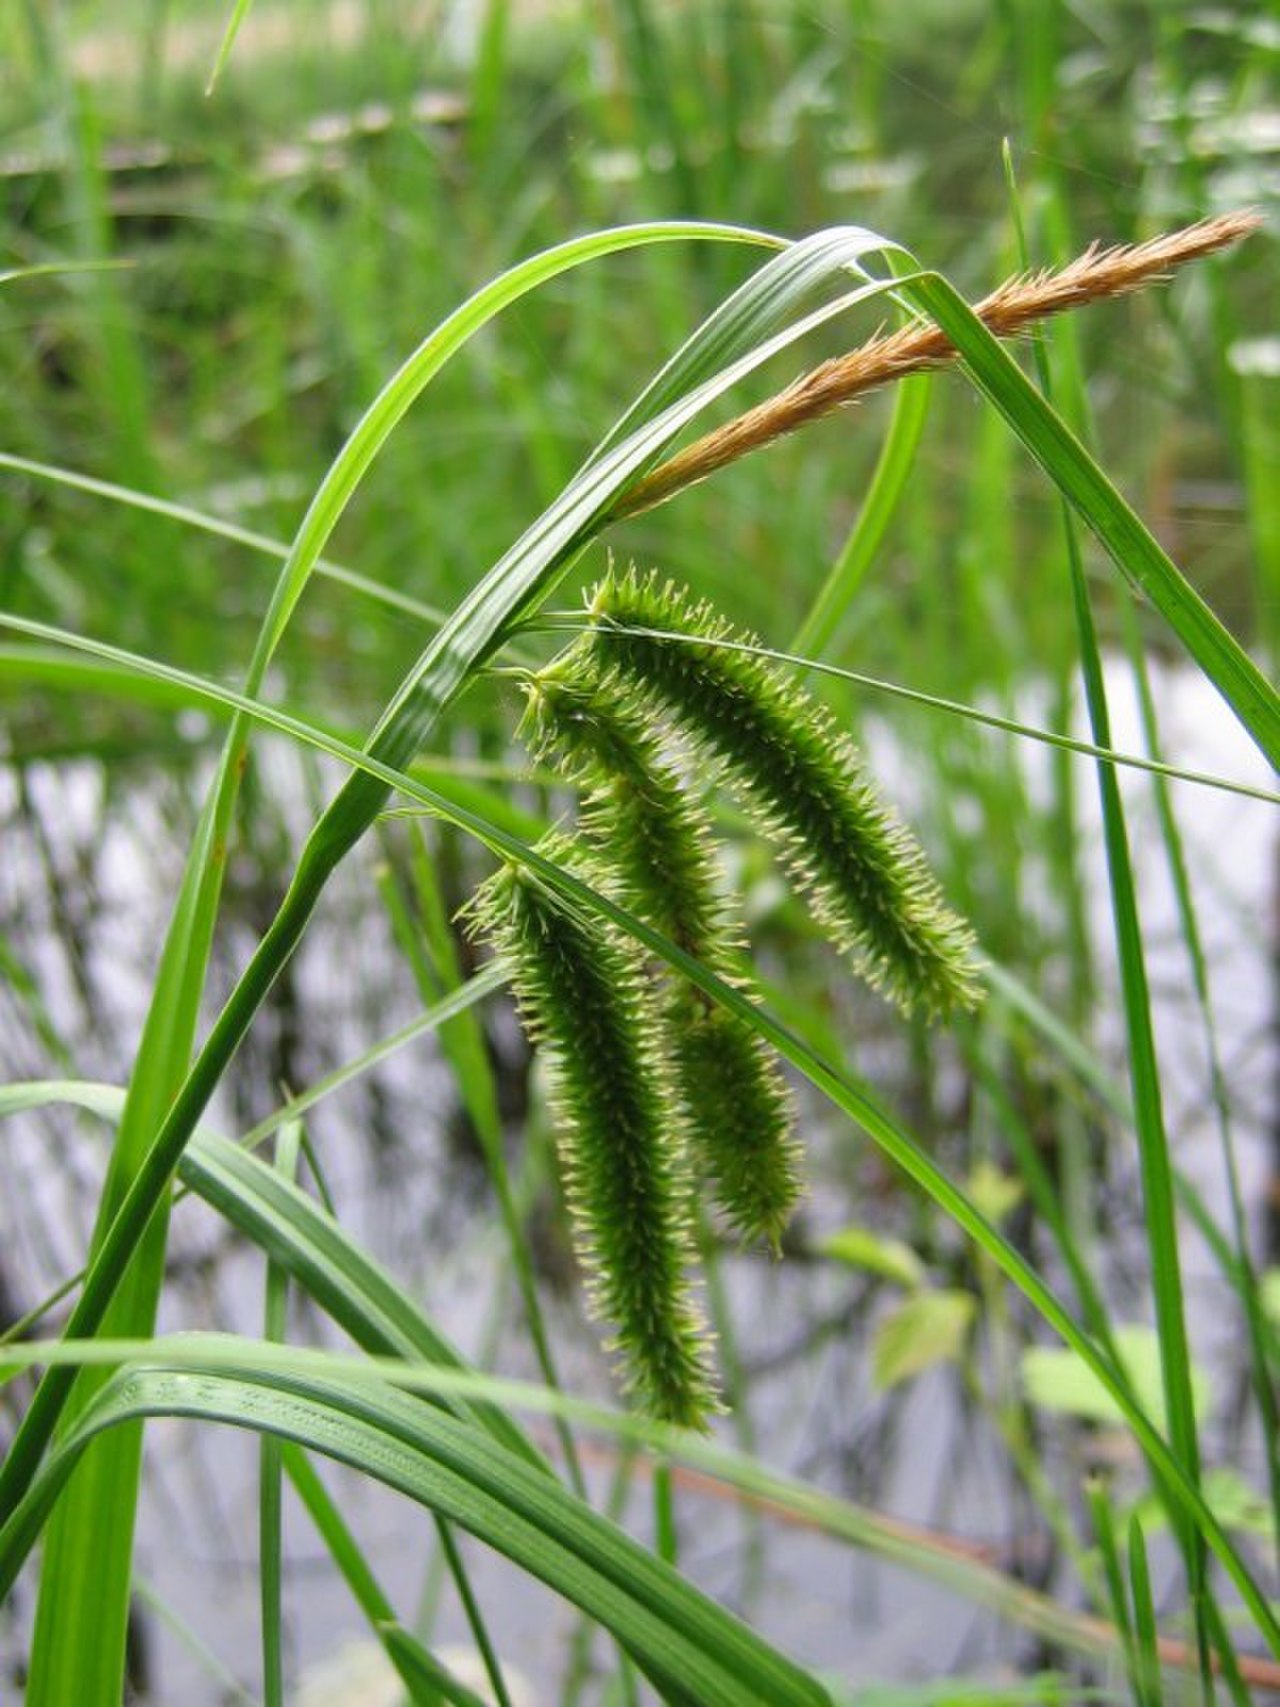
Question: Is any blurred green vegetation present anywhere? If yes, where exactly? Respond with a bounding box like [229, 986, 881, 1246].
[1, 2, 1271, 720]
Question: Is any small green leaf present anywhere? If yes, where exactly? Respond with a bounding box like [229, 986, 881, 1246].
[1022, 1325, 1212, 1432]
[818, 1227, 926, 1290]
[872, 1290, 975, 1389]
[966, 1160, 1024, 1228]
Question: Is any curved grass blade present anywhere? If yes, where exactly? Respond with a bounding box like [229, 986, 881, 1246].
[0, 1362, 832, 1707]
[585, 224, 901, 470]
[185, 1131, 547, 1470]
[0, 1079, 540, 1468]
[0, 450, 452, 628]
[243, 219, 779, 695]
[0, 958, 510, 1354]
[3, 1335, 1278, 1689]
[790, 369, 931, 661]
[25, 1076, 1228, 1680]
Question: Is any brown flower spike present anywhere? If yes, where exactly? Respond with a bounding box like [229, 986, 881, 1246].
[616, 211, 1260, 519]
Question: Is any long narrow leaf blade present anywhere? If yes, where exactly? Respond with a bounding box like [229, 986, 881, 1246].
[4, 1364, 832, 1707]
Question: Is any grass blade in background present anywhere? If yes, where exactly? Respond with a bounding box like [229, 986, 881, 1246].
[1127, 1515, 1163, 1707]
[259, 1118, 303, 1707]
[23, 740, 236, 1707]
[467, 0, 511, 169]
[0, 450, 453, 628]
[205, 0, 255, 94]
[282, 1447, 448, 1707]
[379, 1623, 491, 1707]
[790, 370, 931, 661]
[1006, 172, 1218, 1682]
[1123, 605, 1280, 1561]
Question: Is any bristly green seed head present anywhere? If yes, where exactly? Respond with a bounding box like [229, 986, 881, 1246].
[667, 995, 802, 1252]
[522, 669, 733, 962]
[465, 848, 720, 1428]
[577, 566, 983, 1020]
[466, 563, 980, 1413]
[520, 669, 804, 1248]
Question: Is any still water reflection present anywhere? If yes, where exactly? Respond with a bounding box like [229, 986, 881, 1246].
[0, 660, 1273, 1701]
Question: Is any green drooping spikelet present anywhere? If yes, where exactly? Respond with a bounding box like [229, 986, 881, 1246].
[521, 671, 803, 1248]
[668, 1001, 800, 1251]
[465, 851, 719, 1427]
[581, 568, 981, 1019]
[520, 670, 723, 961]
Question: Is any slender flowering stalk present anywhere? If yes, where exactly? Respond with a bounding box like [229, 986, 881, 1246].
[614, 210, 1260, 519]
[465, 851, 718, 1427]
[522, 671, 803, 1248]
[580, 568, 981, 1018]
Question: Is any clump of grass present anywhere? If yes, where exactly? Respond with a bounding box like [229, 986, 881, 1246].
[0, 15, 1269, 1685]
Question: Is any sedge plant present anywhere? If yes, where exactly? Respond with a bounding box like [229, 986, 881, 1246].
[0, 169, 1274, 1707]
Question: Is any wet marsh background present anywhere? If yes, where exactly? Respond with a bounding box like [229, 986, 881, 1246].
[0, 2, 1277, 1702]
